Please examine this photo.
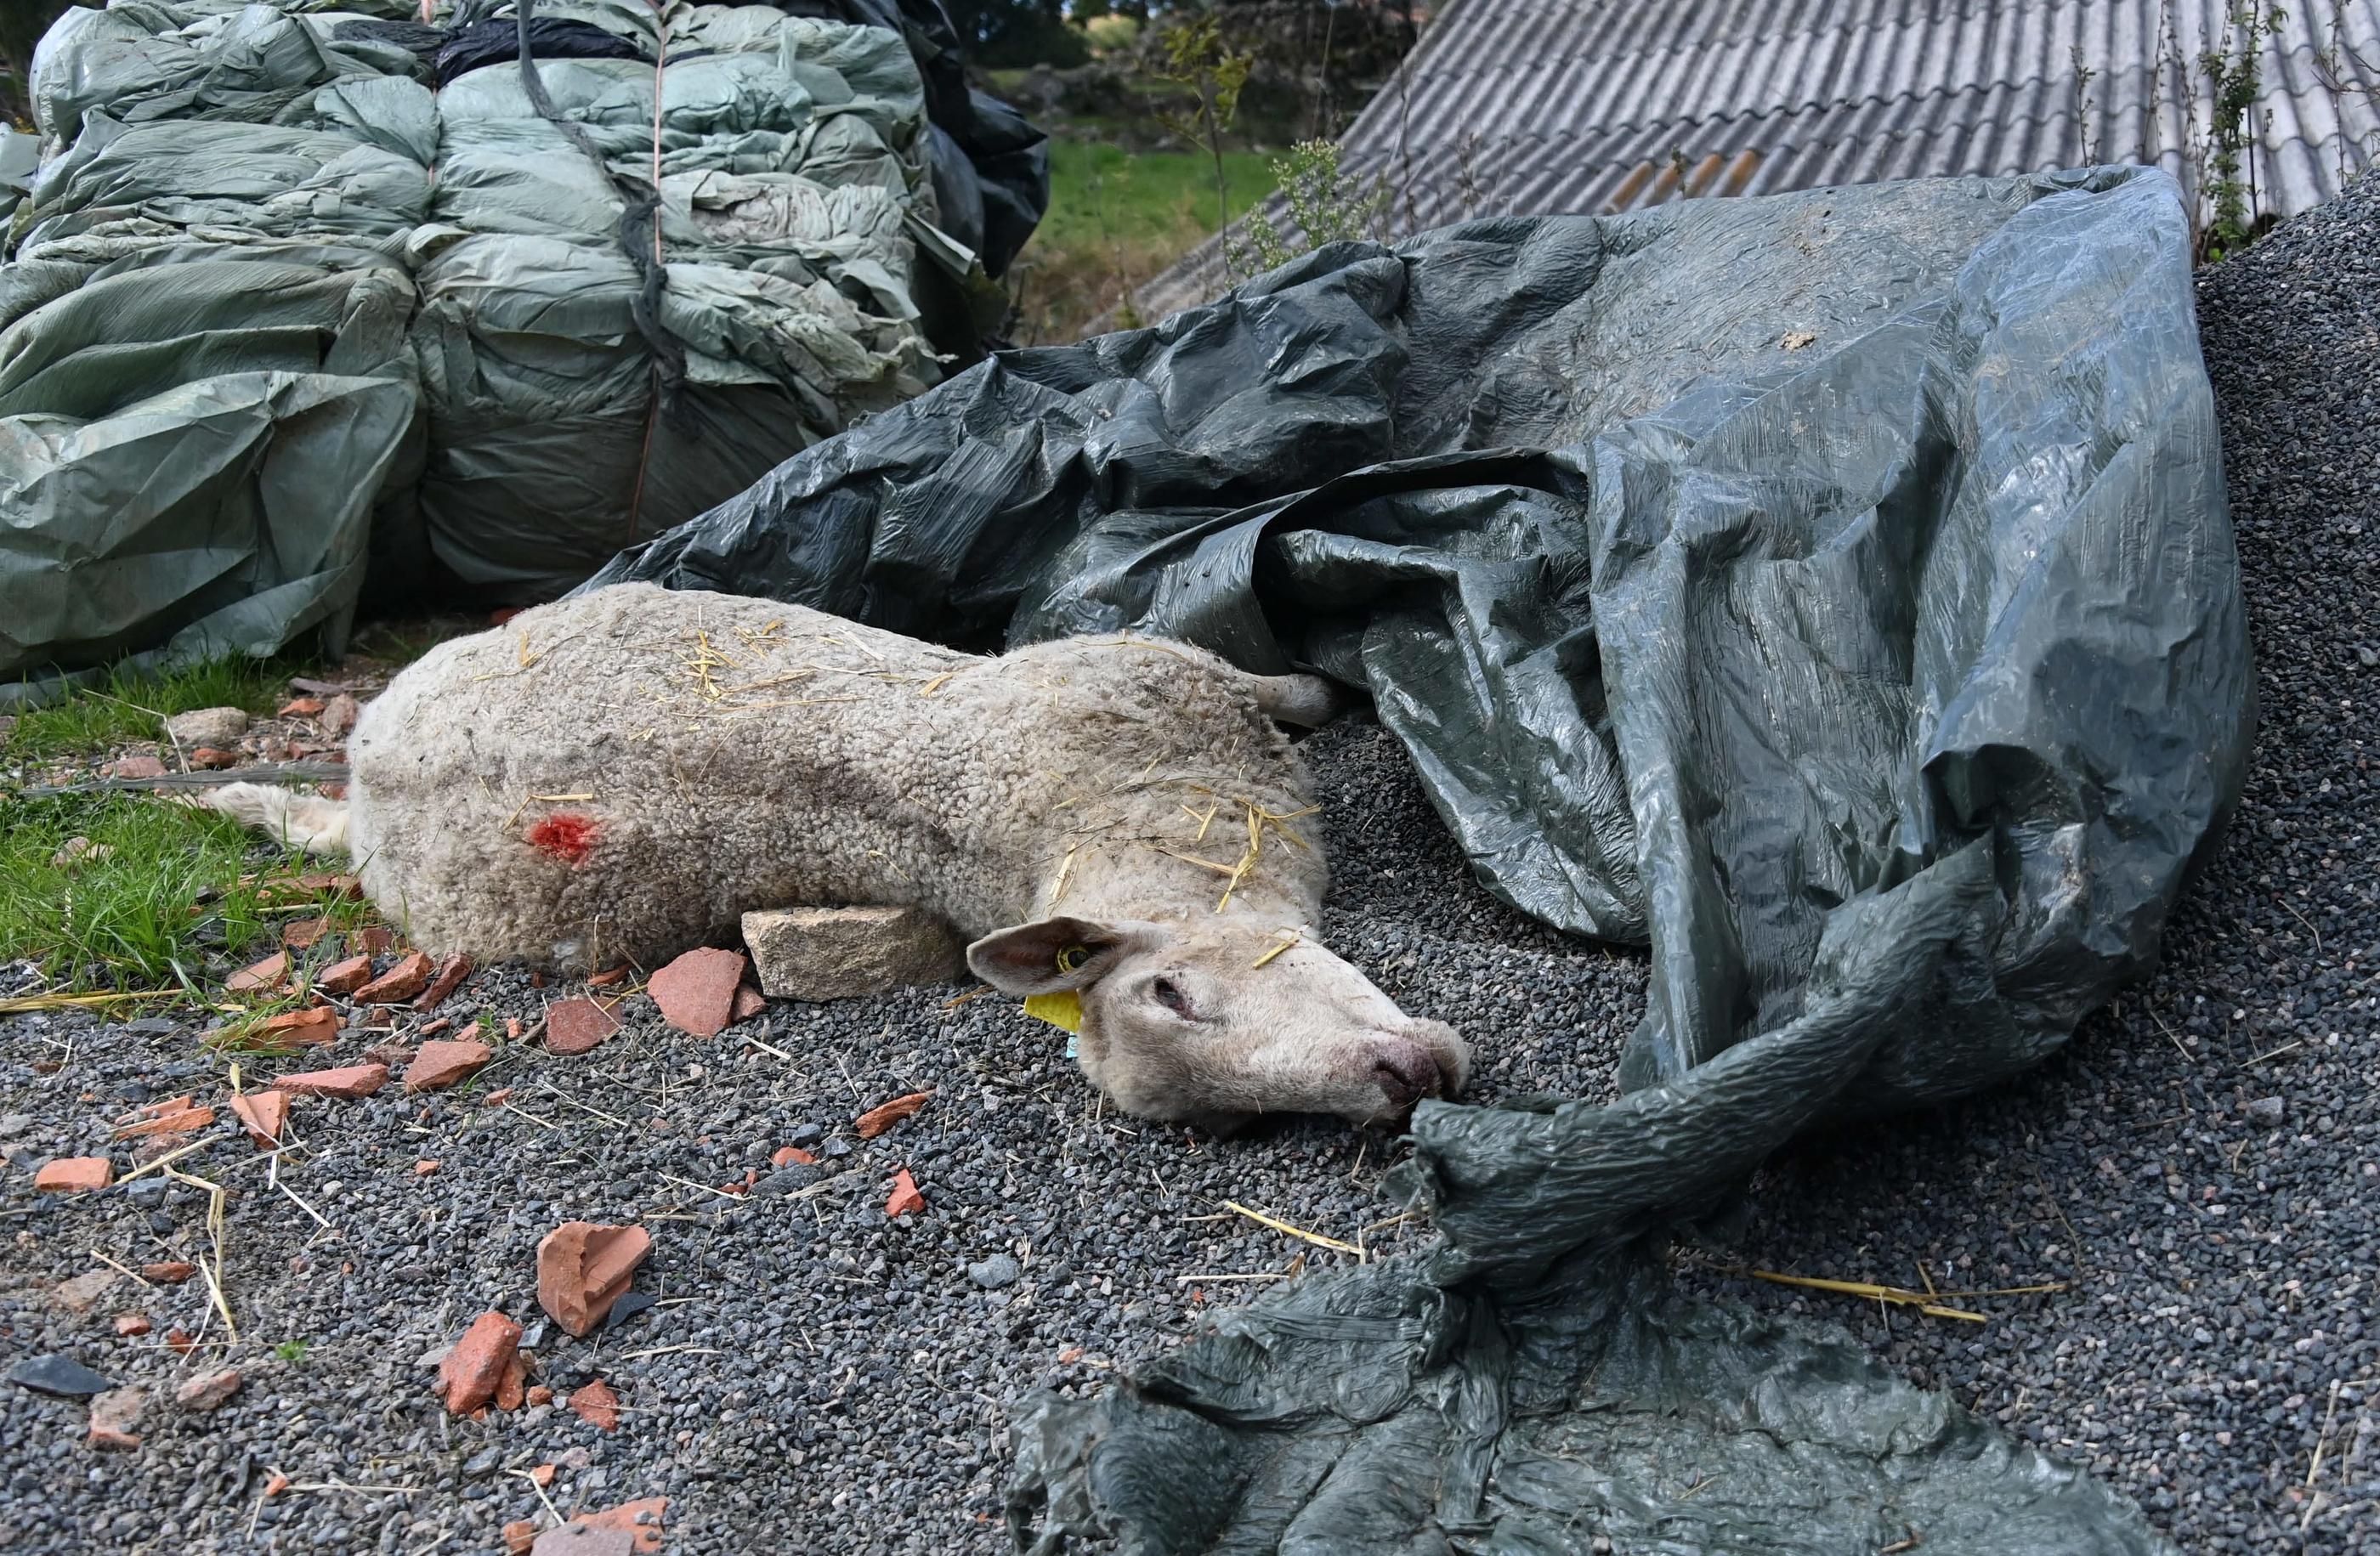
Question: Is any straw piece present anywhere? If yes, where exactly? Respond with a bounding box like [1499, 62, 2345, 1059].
[1221, 1200, 1361, 1257]
[1739, 1267, 2069, 1323]
[0, 989, 180, 1014]
[1251, 930, 1301, 969]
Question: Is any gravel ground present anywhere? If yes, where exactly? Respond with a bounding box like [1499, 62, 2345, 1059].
[5, 173, 2377, 1553]
[0, 715, 1637, 1555]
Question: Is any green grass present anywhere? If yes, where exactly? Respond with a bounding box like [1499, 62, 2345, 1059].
[4, 657, 298, 762]
[0, 792, 305, 989]
[2, 654, 375, 992]
[1036, 139, 1272, 252]
[1010, 140, 1277, 342]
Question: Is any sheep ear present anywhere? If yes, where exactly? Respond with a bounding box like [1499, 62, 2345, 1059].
[966, 917, 1140, 995]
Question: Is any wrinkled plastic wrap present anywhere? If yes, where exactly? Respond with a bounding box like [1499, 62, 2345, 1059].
[0, 0, 1047, 689]
[590, 167, 2248, 1552]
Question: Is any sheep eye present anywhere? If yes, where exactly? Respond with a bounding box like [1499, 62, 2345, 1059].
[1151, 977, 1196, 1020]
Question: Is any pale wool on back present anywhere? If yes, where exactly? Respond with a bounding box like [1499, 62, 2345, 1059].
[342, 583, 1323, 967]
[211, 582, 1470, 1128]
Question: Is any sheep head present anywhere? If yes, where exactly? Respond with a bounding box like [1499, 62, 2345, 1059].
[967, 914, 1470, 1131]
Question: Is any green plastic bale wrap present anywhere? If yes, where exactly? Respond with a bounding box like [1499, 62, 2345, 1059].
[587, 167, 2248, 1553]
[0, 240, 420, 678]
[0, 0, 1047, 691]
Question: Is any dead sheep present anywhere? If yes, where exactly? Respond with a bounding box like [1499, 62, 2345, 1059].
[206, 582, 1470, 1129]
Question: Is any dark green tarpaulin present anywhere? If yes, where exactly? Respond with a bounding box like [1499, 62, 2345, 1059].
[589, 165, 2247, 1553]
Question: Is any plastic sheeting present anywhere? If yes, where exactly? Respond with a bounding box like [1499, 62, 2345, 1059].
[0, 0, 1047, 690]
[589, 167, 2248, 1552]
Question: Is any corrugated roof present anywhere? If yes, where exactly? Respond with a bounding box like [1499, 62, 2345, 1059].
[1121, 0, 2380, 323]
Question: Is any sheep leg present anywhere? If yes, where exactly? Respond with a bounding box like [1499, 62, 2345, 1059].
[1249, 672, 1344, 729]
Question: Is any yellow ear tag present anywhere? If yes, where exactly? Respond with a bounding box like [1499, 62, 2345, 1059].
[1026, 943, 1091, 1052]
[1024, 989, 1083, 1034]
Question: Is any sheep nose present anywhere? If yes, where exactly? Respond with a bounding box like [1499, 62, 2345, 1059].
[1372, 1040, 1443, 1111]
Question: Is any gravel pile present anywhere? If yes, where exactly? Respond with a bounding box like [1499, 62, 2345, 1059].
[5, 171, 2376, 1554]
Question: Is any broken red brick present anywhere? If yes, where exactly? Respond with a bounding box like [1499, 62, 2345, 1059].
[855, 1090, 933, 1140]
[352, 925, 395, 954]
[528, 1385, 554, 1407]
[264, 1473, 290, 1498]
[271, 1063, 388, 1100]
[298, 872, 362, 900]
[282, 917, 333, 950]
[483, 1088, 513, 1107]
[587, 965, 630, 988]
[188, 746, 240, 770]
[439, 1311, 522, 1415]
[356, 949, 433, 1004]
[417, 1019, 451, 1039]
[415, 954, 473, 1011]
[496, 1350, 529, 1412]
[320, 693, 361, 737]
[728, 984, 768, 1027]
[279, 695, 326, 717]
[230, 1090, 290, 1150]
[114, 1313, 151, 1337]
[164, 1327, 196, 1355]
[502, 1519, 539, 1556]
[252, 1006, 340, 1050]
[649, 947, 745, 1038]
[537, 1222, 652, 1338]
[106, 755, 167, 780]
[88, 1386, 145, 1450]
[175, 1368, 241, 1412]
[35, 1157, 111, 1193]
[545, 998, 621, 1056]
[226, 951, 290, 993]
[415, 1159, 439, 1176]
[568, 1378, 621, 1433]
[404, 1038, 493, 1093]
[143, 1262, 196, 1284]
[561, 1497, 667, 1553]
[529, 1462, 556, 1486]
[115, 1105, 214, 1139]
[885, 1168, 926, 1219]
[771, 1146, 819, 1168]
[314, 953, 374, 994]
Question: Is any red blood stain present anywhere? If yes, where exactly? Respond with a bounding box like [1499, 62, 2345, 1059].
[527, 812, 598, 864]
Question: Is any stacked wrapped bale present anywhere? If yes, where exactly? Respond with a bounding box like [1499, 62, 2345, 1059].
[1, 0, 1010, 684]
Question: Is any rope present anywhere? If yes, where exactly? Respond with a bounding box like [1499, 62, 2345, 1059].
[511, 0, 687, 411]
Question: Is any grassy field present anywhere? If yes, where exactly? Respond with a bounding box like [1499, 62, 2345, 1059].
[1007, 139, 1276, 342]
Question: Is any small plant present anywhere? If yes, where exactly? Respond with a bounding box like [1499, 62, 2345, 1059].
[2310, 0, 2379, 184]
[2197, 2, 2287, 262]
[1235, 139, 1391, 273]
[272, 1338, 310, 1364]
[2071, 42, 2101, 164]
[1148, 14, 1254, 238]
